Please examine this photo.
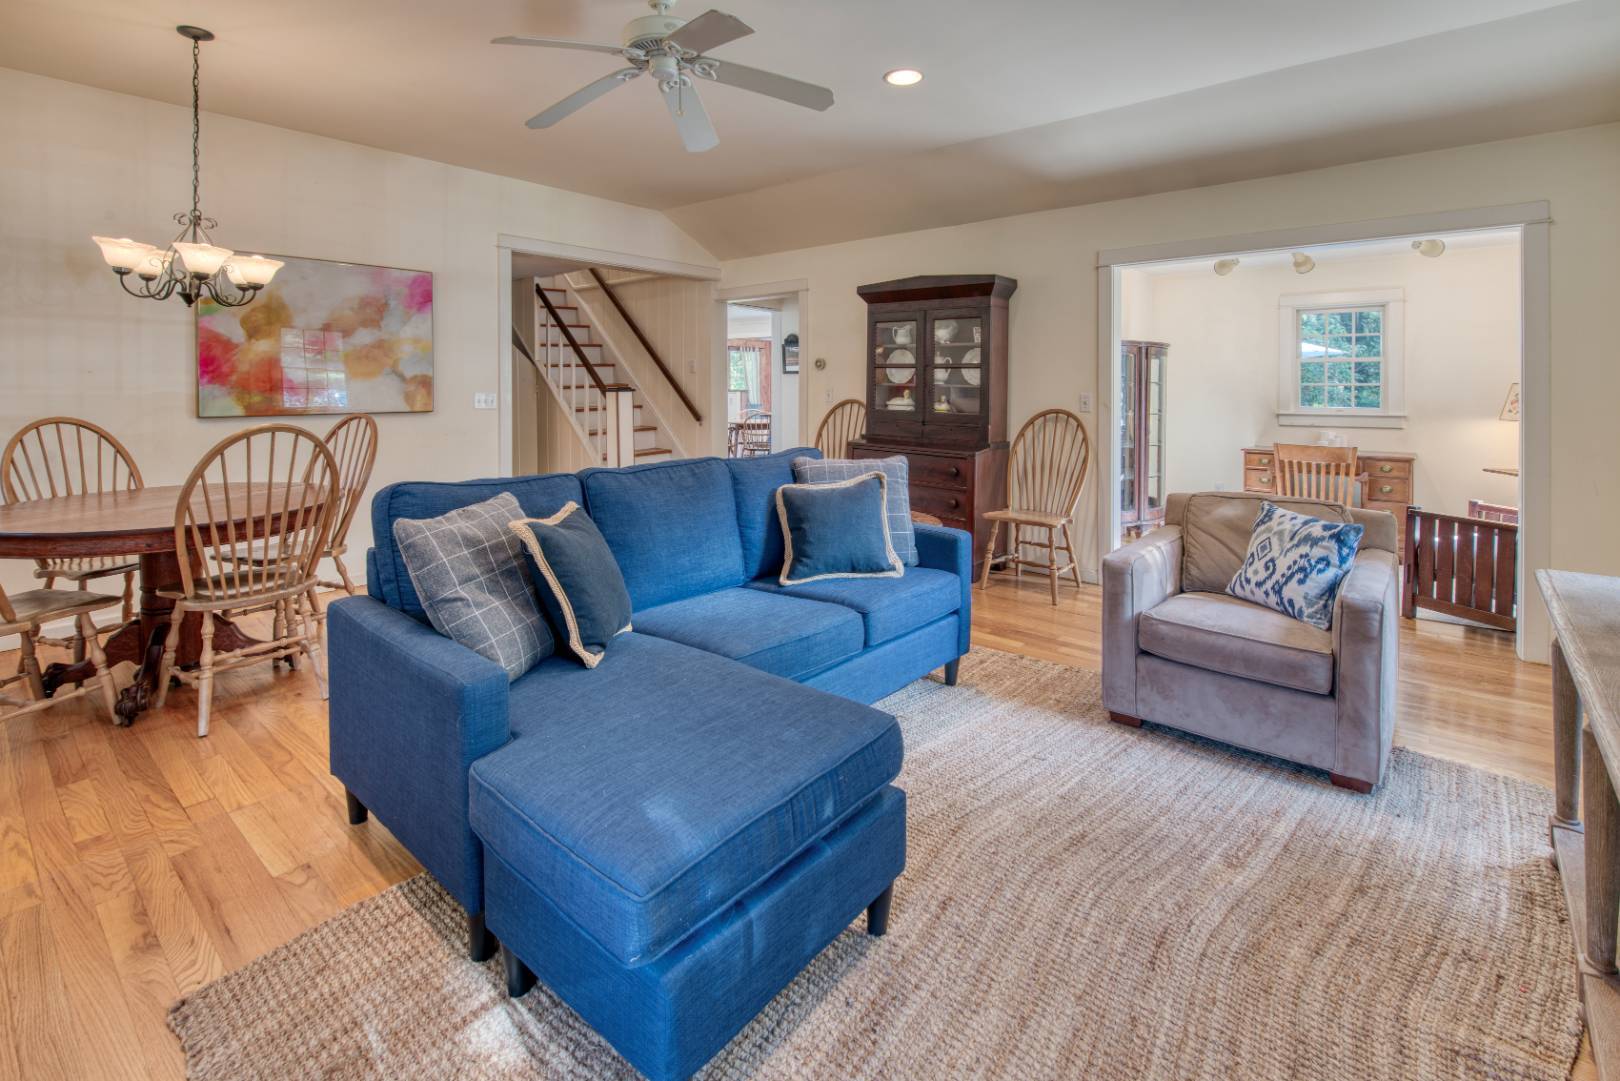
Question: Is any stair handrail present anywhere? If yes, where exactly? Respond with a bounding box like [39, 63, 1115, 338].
[535, 283, 626, 396]
[586, 268, 703, 424]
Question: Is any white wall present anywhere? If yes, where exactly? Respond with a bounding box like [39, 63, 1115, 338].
[0, 67, 715, 602]
[1132, 241, 1521, 518]
[777, 297, 801, 449]
[717, 123, 1620, 598]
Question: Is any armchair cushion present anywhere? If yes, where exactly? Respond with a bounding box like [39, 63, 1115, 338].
[1139, 591, 1335, 695]
[1174, 491, 1351, 594]
[1228, 502, 1364, 630]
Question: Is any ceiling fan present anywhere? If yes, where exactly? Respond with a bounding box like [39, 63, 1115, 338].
[493, 0, 834, 153]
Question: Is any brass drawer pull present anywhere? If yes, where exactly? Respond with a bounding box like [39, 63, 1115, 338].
[1379, 484, 1393, 495]
[1379, 463, 1393, 473]
[1259, 474, 1271, 485]
[1259, 457, 1270, 466]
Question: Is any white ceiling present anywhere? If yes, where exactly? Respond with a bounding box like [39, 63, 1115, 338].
[3, 0, 1616, 258]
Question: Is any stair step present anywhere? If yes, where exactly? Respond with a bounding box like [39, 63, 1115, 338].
[587, 425, 658, 436]
[634, 447, 673, 459]
[574, 403, 643, 413]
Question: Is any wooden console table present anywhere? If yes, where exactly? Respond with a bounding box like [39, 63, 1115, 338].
[1541, 569, 1620, 1076]
[1243, 445, 1416, 556]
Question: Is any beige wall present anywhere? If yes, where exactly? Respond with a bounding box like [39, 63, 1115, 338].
[718, 122, 1620, 594]
[0, 67, 714, 603]
[1131, 241, 1521, 518]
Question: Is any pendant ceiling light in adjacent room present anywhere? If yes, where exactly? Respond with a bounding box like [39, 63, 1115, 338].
[91, 26, 281, 308]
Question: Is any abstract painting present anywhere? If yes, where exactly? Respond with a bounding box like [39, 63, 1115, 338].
[196, 255, 433, 416]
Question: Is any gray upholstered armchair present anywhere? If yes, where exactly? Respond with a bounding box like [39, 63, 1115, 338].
[1102, 491, 1400, 792]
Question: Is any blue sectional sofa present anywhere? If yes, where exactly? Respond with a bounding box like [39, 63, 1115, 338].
[328, 448, 973, 1081]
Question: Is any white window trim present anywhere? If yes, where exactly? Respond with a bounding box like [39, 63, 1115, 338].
[1276, 287, 1406, 428]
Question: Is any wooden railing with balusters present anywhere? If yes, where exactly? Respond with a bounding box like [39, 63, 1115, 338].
[521, 292, 636, 467]
[1404, 507, 1518, 631]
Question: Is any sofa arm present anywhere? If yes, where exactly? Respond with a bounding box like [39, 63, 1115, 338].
[328, 596, 510, 911]
[1100, 526, 1183, 717]
[914, 523, 973, 656]
[1331, 549, 1400, 788]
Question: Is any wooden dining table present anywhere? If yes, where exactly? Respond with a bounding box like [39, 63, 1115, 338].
[0, 483, 319, 724]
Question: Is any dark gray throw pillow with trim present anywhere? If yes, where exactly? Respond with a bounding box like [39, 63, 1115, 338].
[792, 455, 918, 566]
[776, 472, 904, 586]
[509, 502, 633, 669]
[392, 492, 553, 680]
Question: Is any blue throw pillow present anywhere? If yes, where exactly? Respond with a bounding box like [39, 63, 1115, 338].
[776, 472, 904, 586]
[509, 503, 633, 669]
[792, 455, 917, 566]
[1228, 502, 1365, 630]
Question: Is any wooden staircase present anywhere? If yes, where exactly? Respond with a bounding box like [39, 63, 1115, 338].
[528, 284, 676, 465]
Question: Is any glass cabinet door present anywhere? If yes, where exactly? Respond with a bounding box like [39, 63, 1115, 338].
[925, 312, 984, 421]
[872, 317, 921, 416]
[1145, 344, 1167, 517]
[1119, 344, 1138, 520]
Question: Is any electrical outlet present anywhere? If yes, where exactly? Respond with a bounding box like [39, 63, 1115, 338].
[1077, 392, 1094, 414]
[473, 393, 497, 409]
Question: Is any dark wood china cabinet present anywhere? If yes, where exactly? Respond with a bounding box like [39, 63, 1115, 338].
[848, 275, 1016, 579]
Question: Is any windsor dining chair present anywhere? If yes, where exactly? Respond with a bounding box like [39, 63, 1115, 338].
[979, 409, 1092, 604]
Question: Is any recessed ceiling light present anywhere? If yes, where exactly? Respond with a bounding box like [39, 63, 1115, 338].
[884, 68, 924, 87]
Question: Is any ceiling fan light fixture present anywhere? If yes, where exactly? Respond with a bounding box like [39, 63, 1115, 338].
[884, 68, 924, 87]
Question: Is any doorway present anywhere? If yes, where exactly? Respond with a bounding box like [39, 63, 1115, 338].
[722, 291, 803, 456]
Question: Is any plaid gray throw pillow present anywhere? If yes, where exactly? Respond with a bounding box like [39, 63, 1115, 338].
[792, 456, 918, 566]
[392, 492, 553, 680]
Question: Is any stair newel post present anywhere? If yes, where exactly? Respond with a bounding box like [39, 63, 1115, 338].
[606, 388, 637, 466]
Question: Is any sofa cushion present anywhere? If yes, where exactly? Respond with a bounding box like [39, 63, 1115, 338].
[391, 492, 552, 680]
[510, 503, 633, 668]
[1139, 591, 1335, 695]
[1228, 501, 1364, 631]
[747, 568, 960, 647]
[792, 455, 918, 566]
[777, 472, 904, 585]
[370, 473, 583, 618]
[581, 458, 746, 610]
[632, 587, 864, 680]
[473, 632, 903, 966]
[725, 447, 820, 580]
[1175, 491, 1351, 595]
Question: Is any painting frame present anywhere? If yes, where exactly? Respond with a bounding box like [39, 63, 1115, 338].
[195, 253, 435, 418]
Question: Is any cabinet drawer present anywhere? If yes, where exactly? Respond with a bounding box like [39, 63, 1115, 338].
[910, 484, 969, 520]
[904, 453, 971, 490]
[1361, 457, 1412, 480]
[1244, 451, 1276, 470]
[1364, 476, 1411, 503]
[1243, 467, 1277, 493]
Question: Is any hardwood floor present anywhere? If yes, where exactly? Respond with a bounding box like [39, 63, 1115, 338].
[0, 584, 1578, 1079]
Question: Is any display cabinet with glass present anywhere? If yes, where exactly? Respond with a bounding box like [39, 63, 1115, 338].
[850, 275, 1016, 579]
[1120, 340, 1168, 538]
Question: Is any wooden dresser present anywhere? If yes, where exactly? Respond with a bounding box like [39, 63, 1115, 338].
[1242, 445, 1417, 556]
[848, 274, 1016, 581]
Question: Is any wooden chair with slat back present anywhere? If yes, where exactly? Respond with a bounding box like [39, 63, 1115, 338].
[317, 414, 377, 594]
[814, 399, 866, 459]
[152, 424, 340, 737]
[979, 409, 1092, 604]
[0, 579, 122, 726]
[1274, 443, 1360, 506]
[738, 410, 772, 457]
[1, 417, 143, 661]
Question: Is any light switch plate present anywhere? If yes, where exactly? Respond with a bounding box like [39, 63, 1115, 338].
[473, 393, 497, 410]
[1077, 391, 1094, 414]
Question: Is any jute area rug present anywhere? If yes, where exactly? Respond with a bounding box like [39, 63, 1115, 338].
[169, 648, 1581, 1080]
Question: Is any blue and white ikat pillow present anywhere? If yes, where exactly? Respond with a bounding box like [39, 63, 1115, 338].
[1227, 502, 1364, 631]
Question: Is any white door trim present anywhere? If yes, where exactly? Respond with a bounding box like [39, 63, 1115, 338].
[718, 280, 813, 454]
[1096, 200, 1552, 662]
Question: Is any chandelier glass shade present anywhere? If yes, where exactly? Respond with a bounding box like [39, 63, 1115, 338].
[91, 27, 281, 308]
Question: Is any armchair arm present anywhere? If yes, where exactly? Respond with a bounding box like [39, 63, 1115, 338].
[914, 522, 973, 656]
[1331, 549, 1400, 787]
[1101, 526, 1184, 716]
[328, 596, 510, 911]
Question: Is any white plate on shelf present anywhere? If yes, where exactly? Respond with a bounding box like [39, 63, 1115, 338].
[888, 348, 915, 370]
[885, 367, 914, 385]
[962, 347, 981, 366]
[963, 368, 981, 386]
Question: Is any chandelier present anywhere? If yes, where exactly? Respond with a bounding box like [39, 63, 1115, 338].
[91, 26, 281, 307]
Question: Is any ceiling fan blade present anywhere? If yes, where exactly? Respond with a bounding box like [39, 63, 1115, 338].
[703, 60, 833, 111]
[527, 69, 641, 129]
[492, 35, 629, 57]
[664, 10, 753, 54]
[662, 81, 719, 153]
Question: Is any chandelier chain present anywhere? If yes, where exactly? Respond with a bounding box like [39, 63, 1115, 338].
[191, 38, 201, 227]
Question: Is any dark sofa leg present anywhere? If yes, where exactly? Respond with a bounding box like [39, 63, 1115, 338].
[866, 884, 894, 937]
[468, 912, 496, 962]
[942, 660, 960, 686]
[1109, 711, 1143, 728]
[503, 944, 536, 997]
[1329, 772, 1374, 794]
[344, 788, 368, 825]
